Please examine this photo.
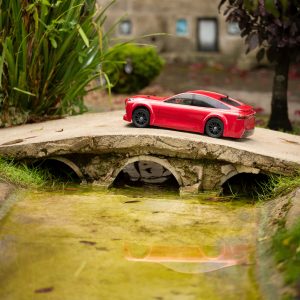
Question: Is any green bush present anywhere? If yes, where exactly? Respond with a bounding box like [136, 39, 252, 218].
[0, 0, 114, 127]
[106, 44, 164, 94]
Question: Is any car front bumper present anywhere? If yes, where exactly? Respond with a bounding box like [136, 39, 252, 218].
[123, 114, 130, 122]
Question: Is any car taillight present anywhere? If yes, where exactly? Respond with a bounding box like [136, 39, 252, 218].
[237, 114, 255, 120]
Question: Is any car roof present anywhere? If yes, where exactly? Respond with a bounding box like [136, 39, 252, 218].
[185, 90, 245, 106]
[186, 90, 225, 100]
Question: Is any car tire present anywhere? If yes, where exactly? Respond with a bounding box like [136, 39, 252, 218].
[132, 108, 150, 128]
[205, 118, 224, 138]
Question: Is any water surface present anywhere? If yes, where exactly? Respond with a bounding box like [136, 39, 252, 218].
[0, 186, 261, 300]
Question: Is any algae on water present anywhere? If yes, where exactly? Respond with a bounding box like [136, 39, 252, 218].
[0, 186, 261, 300]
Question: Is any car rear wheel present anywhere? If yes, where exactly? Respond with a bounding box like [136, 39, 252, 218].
[205, 118, 224, 138]
[132, 108, 150, 128]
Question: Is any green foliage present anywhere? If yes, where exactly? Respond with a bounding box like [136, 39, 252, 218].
[272, 219, 300, 286]
[0, 158, 48, 188]
[258, 173, 300, 200]
[219, 0, 300, 132]
[105, 44, 164, 94]
[220, 0, 300, 60]
[0, 0, 114, 126]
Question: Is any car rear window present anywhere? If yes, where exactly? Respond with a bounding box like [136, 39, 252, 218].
[193, 94, 230, 110]
[220, 96, 241, 107]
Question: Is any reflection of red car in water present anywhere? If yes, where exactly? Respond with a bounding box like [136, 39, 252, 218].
[123, 90, 256, 139]
[124, 243, 249, 274]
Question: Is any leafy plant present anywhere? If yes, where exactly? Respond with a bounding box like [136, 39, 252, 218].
[273, 219, 300, 289]
[105, 44, 164, 94]
[219, 0, 300, 131]
[0, 0, 114, 126]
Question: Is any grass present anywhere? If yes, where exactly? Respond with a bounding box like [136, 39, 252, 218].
[222, 173, 300, 201]
[0, 158, 48, 188]
[272, 219, 300, 296]
[257, 173, 300, 201]
[271, 175, 300, 197]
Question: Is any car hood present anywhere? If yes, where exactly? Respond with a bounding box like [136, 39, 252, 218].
[130, 95, 167, 101]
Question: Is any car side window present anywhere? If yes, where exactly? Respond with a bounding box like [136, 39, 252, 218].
[165, 94, 193, 106]
[192, 94, 229, 110]
[192, 99, 214, 108]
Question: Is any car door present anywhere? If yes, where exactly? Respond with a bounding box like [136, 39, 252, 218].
[155, 94, 196, 131]
[191, 94, 230, 132]
[190, 96, 216, 131]
[158, 94, 218, 132]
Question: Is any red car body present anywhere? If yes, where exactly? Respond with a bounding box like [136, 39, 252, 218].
[123, 90, 256, 139]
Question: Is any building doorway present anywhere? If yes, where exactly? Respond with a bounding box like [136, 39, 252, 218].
[197, 18, 218, 51]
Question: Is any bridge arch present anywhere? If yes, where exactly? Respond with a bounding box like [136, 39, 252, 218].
[218, 165, 260, 188]
[221, 170, 270, 197]
[111, 155, 183, 187]
[33, 156, 84, 182]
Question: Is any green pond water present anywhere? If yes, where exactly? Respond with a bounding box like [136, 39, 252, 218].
[0, 186, 262, 300]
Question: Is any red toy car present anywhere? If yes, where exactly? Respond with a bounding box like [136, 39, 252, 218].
[123, 90, 256, 139]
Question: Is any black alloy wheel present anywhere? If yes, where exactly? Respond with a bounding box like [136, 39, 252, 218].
[132, 108, 150, 128]
[205, 118, 224, 138]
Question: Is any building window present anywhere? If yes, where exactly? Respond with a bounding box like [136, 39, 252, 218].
[227, 22, 240, 35]
[119, 20, 132, 35]
[176, 19, 188, 36]
[197, 18, 218, 51]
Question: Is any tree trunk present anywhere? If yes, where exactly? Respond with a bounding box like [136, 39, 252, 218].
[267, 48, 292, 131]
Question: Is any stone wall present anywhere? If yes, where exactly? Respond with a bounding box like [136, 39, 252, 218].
[37, 154, 265, 194]
[98, 0, 253, 67]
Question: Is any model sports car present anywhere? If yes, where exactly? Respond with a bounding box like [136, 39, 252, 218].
[123, 90, 255, 139]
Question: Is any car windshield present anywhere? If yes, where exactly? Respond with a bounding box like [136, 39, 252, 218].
[220, 96, 241, 107]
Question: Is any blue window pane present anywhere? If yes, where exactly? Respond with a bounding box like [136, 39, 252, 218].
[176, 19, 188, 36]
[119, 20, 132, 35]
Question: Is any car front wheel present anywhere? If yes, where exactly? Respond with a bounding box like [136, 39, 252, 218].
[205, 118, 224, 138]
[132, 108, 150, 128]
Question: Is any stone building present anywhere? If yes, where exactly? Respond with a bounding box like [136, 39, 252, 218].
[97, 0, 254, 67]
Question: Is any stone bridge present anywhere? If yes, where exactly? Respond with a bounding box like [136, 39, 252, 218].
[0, 111, 300, 193]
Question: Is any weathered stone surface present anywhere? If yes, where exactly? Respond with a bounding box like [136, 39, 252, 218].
[0, 182, 14, 207]
[286, 188, 300, 230]
[257, 188, 300, 300]
[180, 183, 200, 195]
[0, 133, 298, 174]
[0, 111, 299, 190]
[221, 164, 236, 176]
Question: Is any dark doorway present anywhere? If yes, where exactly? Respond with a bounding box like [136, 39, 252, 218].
[197, 18, 219, 51]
